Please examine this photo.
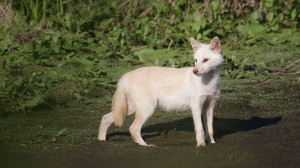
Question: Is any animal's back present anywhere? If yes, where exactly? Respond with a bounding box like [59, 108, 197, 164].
[119, 67, 194, 111]
[120, 66, 193, 92]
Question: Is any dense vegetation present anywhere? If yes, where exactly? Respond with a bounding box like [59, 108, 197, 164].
[0, 0, 299, 113]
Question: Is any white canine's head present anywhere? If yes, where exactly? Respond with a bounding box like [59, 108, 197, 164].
[190, 37, 224, 76]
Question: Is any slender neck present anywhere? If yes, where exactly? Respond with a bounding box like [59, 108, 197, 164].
[200, 67, 221, 85]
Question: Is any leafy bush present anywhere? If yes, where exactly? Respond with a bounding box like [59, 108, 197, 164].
[0, 0, 299, 113]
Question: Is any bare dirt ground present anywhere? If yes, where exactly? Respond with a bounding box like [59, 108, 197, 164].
[1, 75, 299, 168]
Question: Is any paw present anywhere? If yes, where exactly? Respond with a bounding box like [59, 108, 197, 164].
[141, 144, 156, 147]
[98, 135, 106, 141]
[196, 143, 206, 148]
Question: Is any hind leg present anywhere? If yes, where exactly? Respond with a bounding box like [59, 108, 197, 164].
[129, 107, 155, 146]
[98, 100, 136, 141]
[98, 112, 114, 140]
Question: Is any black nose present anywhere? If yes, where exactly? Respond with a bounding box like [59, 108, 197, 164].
[193, 69, 198, 74]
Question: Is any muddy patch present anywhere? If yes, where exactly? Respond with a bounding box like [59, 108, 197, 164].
[0, 78, 299, 168]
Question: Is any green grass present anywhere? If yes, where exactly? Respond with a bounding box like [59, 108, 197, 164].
[1, 0, 299, 113]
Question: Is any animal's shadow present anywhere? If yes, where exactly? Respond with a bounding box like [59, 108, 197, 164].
[107, 116, 282, 141]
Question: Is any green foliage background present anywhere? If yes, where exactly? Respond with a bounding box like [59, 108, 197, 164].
[0, 0, 299, 113]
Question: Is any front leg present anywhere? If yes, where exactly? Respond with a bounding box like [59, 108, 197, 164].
[206, 97, 217, 144]
[191, 96, 206, 147]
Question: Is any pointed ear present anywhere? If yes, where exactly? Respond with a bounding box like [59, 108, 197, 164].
[190, 38, 201, 52]
[209, 37, 222, 54]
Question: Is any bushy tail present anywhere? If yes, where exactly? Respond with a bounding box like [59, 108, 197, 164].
[112, 83, 128, 127]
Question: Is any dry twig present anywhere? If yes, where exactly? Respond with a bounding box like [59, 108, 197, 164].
[275, 58, 300, 74]
[139, 7, 153, 18]
[0, 3, 14, 27]
[166, 0, 176, 7]
[205, 0, 214, 23]
[132, 45, 148, 51]
[167, 39, 174, 51]
[118, 0, 131, 9]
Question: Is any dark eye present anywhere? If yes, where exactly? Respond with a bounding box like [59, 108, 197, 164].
[195, 59, 197, 62]
[203, 58, 209, 62]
